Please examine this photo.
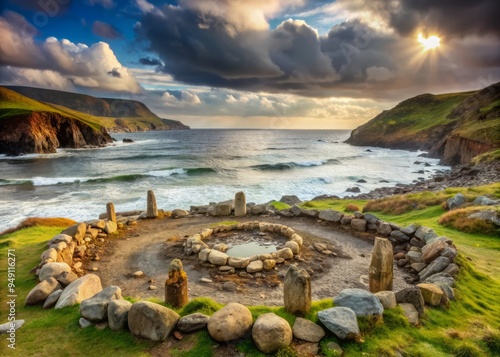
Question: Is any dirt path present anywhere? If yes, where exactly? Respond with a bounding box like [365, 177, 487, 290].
[90, 215, 411, 306]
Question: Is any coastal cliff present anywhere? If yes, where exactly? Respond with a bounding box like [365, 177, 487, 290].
[346, 82, 500, 165]
[0, 111, 112, 156]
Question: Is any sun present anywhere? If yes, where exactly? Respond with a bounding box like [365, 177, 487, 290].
[418, 33, 441, 50]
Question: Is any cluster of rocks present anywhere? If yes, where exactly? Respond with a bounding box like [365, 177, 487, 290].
[184, 222, 303, 274]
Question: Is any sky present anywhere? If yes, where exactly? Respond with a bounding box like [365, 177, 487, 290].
[0, 0, 499, 129]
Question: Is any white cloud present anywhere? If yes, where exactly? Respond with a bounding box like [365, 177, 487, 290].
[161, 90, 202, 107]
[135, 0, 155, 13]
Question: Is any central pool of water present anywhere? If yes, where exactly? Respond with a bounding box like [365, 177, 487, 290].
[225, 242, 277, 258]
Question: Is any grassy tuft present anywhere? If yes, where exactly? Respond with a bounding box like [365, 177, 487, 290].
[438, 207, 499, 235]
[178, 297, 223, 317]
[345, 203, 360, 212]
[270, 201, 291, 210]
[0, 217, 76, 235]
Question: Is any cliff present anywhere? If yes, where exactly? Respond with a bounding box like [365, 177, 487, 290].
[346, 82, 500, 165]
[4, 86, 190, 132]
[0, 111, 112, 156]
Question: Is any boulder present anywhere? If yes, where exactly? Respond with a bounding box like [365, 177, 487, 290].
[104, 221, 117, 234]
[421, 240, 446, 263]
[334, 288, 384, 317]
[47, 234, 72, 247]
[42, 289, 62, 309]
[369, 237, 393, 293]
[291, 234, 303, 248]
[247, 260, 264, 273]
[284, 241, 299, 255]
[198, 249, 211, 262]
[172, 209, 189, 218]
[300, 208, 319, 218]
[228, 257, 250, 269]
[284, 265, 311, 316]
[54, 271, 78, 287]
[390, 230, 410, 242]
[146, 190, 158, 218]
[177, 313, 210, 333]
[340, 215, 353, 225]
[400, 224, 417, 236]
[62, 223, 87, 245]
[39, 262, 71, 282]
[106, 202, 116, 223]
[411, 263, 427, 273]
[395, 287, 425, 317]
[374, 291, 397, 309]
[128, 301, 179, 341]
[215, 203, 232, 216]
[80, 286, 122, 321]
[25, 277, 62, 305]
[317, 307, 360, 340]
[280, 195, 301, 206]
[208, 250, 229, 266]
[473, 195, 498, 206]
[165, 259, 188, 308]
[419, 256, 450, 282]
[108, 299, 132, 331]
[207, 303, 253, 342]
[262, 259, 276, 271]
[417, 283, 443, 306]
[292, 317, 325, 343]
[446, 193, 466, 210]
[234, 191, 247, 217]
[40, 248, 57, 263]
[318, 210, 343, 222]
[377, 222, 392, 235]
[276, 247, 294, 260]
[55, 274, 103, 309]
[290, 205, 302, 216]
[414, 226, 438, 243]
[251, 204, 267, 215]
[351, 218, 367, 232]
[399, 303, 419, 325]
[443, 263, 460, 276]
[252, 313, 292, 354]
[406, 251, 422, 264]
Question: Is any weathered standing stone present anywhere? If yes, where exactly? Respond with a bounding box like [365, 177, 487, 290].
[80, 286, 122, 321]
[165, 259, 188, 308]
[317, 307, 360, 340]
[207, 303, 253, 342]
[146, 190, 158, 218]
[108, 299, 132, 331]
[252, 313, 292, 354]
[284, 265, 311, 316]
[128, 301, 179, 341]
[177, 313, 210, 333]
[292, 317, 325, 342]
[234, 191, 247, 217]
[106, 202, 116, 223]
[369, 237, 393, 293]
[55, 274, 103, 309]
[25, 277, 62, 305]
[334, 288, 384, 317]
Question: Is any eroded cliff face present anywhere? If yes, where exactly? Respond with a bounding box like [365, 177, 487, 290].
[431, 135, 497, 166]
[0, 112, 112, 156]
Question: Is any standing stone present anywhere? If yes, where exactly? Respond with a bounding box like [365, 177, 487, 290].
[369, 237, 394, 293]
[284, 265, 311, 316]
[146, 190, 158, 218]
[234, 191, 247, 217]
[106, 202, 116, 223]
[165, 259, 188, 308]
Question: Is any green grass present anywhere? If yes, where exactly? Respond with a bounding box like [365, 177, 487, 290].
[269, 201, 291, 210]
[471, 149, 500, 165]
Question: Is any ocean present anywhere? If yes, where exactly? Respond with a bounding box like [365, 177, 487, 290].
[0, 129, 449, 231]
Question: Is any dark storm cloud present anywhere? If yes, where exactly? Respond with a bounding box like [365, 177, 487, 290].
[92, 20, 122, 39]
[107, 67, 121, 77]
[139, 57, 163, 66]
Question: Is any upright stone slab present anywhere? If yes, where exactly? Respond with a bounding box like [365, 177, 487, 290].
[106, 202, 116, 223]
[234, 191, 247, 217]
[146, 190, 158, 218]
[369, 237, 394, 293]
[165, 259, 188, 308]
[284, 265, 311, 316]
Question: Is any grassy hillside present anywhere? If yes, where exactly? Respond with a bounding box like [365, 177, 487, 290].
[346, 82, 500, 165]
[1, 185, 499, 356]
[1, 86, 189, 132]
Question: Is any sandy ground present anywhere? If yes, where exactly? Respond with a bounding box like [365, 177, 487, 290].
[88, 214, 411, 306]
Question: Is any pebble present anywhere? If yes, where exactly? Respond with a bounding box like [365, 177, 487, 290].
[132, 271, 144, 278]
[200, 278, 213, 283]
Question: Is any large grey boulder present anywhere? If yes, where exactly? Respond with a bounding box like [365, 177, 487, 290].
[414, 226, 438, 242]
[55, 274, 103, 309]
[25, 277, 62, 305]
[334, 288, 384, 317]
[108, 299, 132, 331]
[317, 307, 360, 340]
[318, 210, 343, 222]
[395, 287, 425, 317]
[252, 313, 292, 354]
[177, 313, 210, 333]
[80, 286, 122, 321]
[292, 317, 325, 343]
[39, 262, 71, 282]
[128, 301, 179, 341]
[419, 256, 450, 282]
[446, 193, 465, 210]
[43, 289, 63, 309]
[280, 195, 301, 206]
[284, 265, 311, 316]
[207, 303, 253, 342]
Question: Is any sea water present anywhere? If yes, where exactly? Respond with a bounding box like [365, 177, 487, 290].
[0, 129, 449, 231]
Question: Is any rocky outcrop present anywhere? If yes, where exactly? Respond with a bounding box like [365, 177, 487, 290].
[0, 111, 112, 156]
